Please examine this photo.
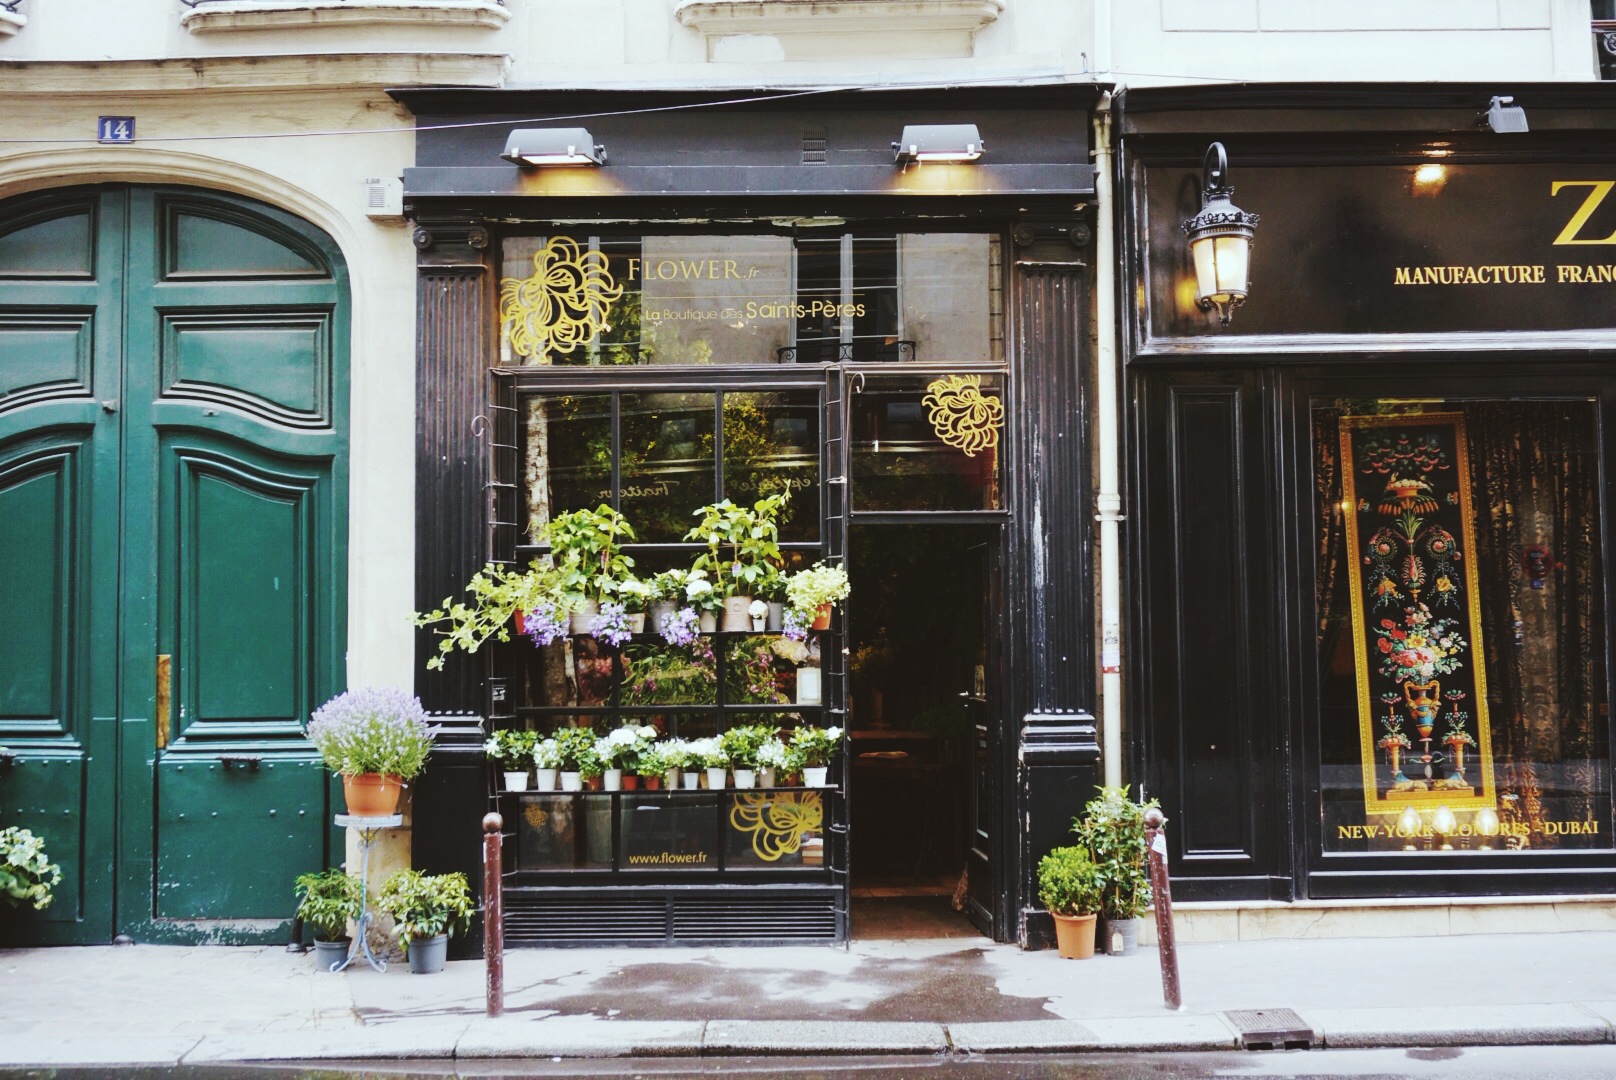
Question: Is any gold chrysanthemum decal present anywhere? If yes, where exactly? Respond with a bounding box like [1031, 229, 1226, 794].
[499, 236, 624, 360]
[728, 792, 823, 862]
[922, 374, 1003, 457]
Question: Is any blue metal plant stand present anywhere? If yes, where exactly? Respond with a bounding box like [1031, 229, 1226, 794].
[330, 814, 403, 973]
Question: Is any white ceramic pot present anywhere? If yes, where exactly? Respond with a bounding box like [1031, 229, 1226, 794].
[664, 768, 681, 789]
[804, 766, 829, 787]
[705, 766, 728, 790]
[681, 771, 702, 790]
[535, 768, 559, 792]
[503, 771, 530, 792]
[751, 617, 766, 631]
[627, 612, 646, 634]
[698, 610, 718, 633]
[603, 768, 623, 791]
[560, 771, 582, 792]
[759, 767, 777, 789]
[733, 768, 757, 789]
[721, 595, 754, 632]
[797, 666, 822, 705]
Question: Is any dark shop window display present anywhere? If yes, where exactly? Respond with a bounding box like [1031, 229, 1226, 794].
[1313, 399, 1610, 854]
[497, 231, 1003, 367]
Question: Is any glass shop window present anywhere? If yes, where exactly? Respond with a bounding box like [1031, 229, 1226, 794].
[497, 232, 1002, 366]
[850, 372, 1004, 512]
[1313, 400, 1610, 855]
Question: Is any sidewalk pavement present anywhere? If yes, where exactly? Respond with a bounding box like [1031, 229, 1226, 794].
[6, 931, 1616, 1066]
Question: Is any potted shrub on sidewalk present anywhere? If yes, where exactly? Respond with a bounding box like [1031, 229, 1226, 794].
[1073, 786, 1157, 956]
[294, 868, 366, 972]
[1037, 845, 1103, 959]
[377, 868, 474, 974]
[307, 687, 436, 817]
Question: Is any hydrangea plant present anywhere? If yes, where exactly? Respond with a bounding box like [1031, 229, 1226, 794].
[306, 687, 436, 779]
[1, 826, 62, 911]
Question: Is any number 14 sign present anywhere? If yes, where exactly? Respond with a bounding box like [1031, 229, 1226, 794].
[97, 117, 135, 144]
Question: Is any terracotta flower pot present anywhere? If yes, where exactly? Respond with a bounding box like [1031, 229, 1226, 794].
[341, 773, 403, 817]
[641, 775, 661, 791]
[810, 602, 832, 631]
[1051, 912, 1097, 959]
[622, 773, 640, 791]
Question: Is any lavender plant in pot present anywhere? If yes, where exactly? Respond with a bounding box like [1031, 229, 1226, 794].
[307, 687, 435, 817]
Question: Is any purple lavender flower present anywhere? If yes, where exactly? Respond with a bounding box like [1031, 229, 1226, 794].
[782, 609, 809, 642]
[594, 600, 633, 647]
[658, 605, 699, 647]
[525, 602, 569, 647]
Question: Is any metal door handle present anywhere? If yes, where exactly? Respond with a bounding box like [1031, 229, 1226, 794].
[155, 655, 171, 750]
[219, 755, 262, 771]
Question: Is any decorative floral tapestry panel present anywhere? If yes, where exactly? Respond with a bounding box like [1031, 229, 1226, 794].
[1339, 412, 1498, 817]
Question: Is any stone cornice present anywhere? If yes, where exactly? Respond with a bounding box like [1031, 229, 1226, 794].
[181, 0, 508, 34]
[0, 52, 508, 93]
[675, 0, 1003, 36]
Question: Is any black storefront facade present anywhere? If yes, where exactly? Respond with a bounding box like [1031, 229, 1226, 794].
[1120, 85, 1616, 906]
[398, 86, 1105, 950]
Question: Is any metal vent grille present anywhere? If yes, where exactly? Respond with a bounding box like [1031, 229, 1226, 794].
[672, 896, 837, 942]
[506, 896, 668, 944]
[802, 127, 828, 164]
[1224, 1007, 1314, 1051]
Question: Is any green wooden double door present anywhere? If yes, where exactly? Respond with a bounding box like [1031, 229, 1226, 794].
[0, 185, 348, 944]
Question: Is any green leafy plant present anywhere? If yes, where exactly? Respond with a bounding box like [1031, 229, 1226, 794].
[553, 727, 600, 774]
[1071, 786, 1157, 920]
[413, 561, 564, 671]
[719, 723, 778, 769]
[785, 562, 851, 616]
[790, 725, 843, 768]
[293, 868, 366, 942]
[1037, 845, 1103, 917]
[546, 506, 637, 603]
[376, 869, 474, 942]
[0, 826, 62, 911]
[685, 495, 788, 598]
[635, 746, 671, 779]
[533, 738, 564, 770]
[483, 729, 539, 770]
[306, 688, 435, 779]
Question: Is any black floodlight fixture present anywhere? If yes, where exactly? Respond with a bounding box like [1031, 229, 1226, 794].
[1484, 95, 1529, 134]
[502, 127, 607, 167]
[893, 124, 984, 164]
[1180, 141, 1260, 327]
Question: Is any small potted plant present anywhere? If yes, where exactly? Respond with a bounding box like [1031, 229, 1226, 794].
[307, 687, 436, 817]
[0, 826, 62, 911]
[791, 725, 843, 787]
[756, 563, 788, 632]
[293, 868, 366, 972]
[748, 598, 769, 632]
[688, 736, 728, 789]
[683, 569, 720, 633]
[785, 561, 851, 631]
[646, 569, 688, 631]
[635, 746, 670, 791]
[1037, 845, 1103, 959]
[686, 495, 788, 631]
[484, 728, 539, 792]
[616, 576, 654, 634]
[554, 727, 598, 792]
[533, 736, 563, 792]
[414, 560, 565, 670]
[756, 736, 790, 788]
[376, 868, 473, 975]
[719, 723, 774, 788]
[544, 505, 637, 634]
[1072, 786, 1156, 956]
[659, 738, 692, 789]
[596, 724, 658, 790]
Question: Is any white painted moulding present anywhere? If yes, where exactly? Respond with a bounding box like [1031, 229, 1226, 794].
[0, 9, 25, 38]
[182, 0, 510, 34]
[675, 0, 1003, 36]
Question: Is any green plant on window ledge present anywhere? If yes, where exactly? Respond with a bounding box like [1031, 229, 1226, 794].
[413, 560, 564, 671]
[546, 505, 638, 604]
[685, 494, 788, 598]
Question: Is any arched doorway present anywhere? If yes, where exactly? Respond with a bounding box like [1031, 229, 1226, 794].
[0, 185, 349, 944]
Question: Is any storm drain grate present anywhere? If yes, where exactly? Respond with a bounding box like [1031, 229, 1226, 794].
[1225, 1007, 1314, 1051]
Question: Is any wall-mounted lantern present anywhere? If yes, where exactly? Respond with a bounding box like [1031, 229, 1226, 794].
[1180, 142, 1260, 327]
[893, 124, 984, 165]
[502, 128, 607, 167]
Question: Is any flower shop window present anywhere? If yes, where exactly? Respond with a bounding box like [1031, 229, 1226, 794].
[1313, 399, 1611, 855]
[850, 372, 1005, 512]
[496, 231, 1002, 367]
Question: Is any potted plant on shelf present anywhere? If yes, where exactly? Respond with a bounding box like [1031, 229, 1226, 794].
[533, 737, 563, 792]
[376, 869, 473, 975]
[646, 569, 689, 631]
[785, 561, 851, 631]
[307, 687, 435, 817]
[293, 868, 366, 972]
[616, 576, 653, 635]
[684, 570, 720, 633]
[771, 628, 820, 704]
[0, 825, 62, 911]
[554, 726, 598, 792]
[484, 728, 539, 792]
[659, 738, 693, 789]
[791, 725, 843, 787]
[756, 563, 788, 632]
[756, 735, 790, 788]
[1072, 785, 1156, 956]
[686, 494, 788, 631]
[1037, 845, 1104, 959]
[544, 505, 637, 635]
[635, 746, 670, 791]
[719, 723, 774, 788]
[688, 736, 728, 789]
[596, 724, 658, 790]
[413, 560, 565, 670]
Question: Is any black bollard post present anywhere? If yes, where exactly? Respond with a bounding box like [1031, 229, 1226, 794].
[1143, 806, 1181, 1010]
